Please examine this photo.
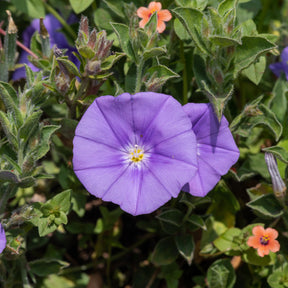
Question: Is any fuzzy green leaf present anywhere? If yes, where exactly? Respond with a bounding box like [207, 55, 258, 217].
[29, 258, 69, 277]
[207, 259, 236, 288]
[34, 125, 60, 160]
[111, 23, 136, 61]
[50, 190, 72, 214]
[234, 36, 276, 77]
[230, 97, 282, 141]
[69, 0, 94, 14]
[151, 236, 179, 266]
[173, 7, 209, 55]
[262, 146, 288, 164]
[175, 234, 195, 265]
[246, 194, 284, 218]
[0, 82, 23, 127]
[241, 55, 266, 85]
[56, 58, 81, 78]
[19, 110, 42, 141]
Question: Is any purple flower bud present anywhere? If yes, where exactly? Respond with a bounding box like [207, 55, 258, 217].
[265, 152, 286, 199]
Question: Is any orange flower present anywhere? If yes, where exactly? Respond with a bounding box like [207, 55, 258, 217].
[137, 2, 172, 33]
[247, 226, 280, 257]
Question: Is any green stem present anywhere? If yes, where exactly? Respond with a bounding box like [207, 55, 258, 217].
[0, 184, 17, 215]
[42, 2, 77, 40]
[180, 41, 188, 104]
[134, 58, 144, 93]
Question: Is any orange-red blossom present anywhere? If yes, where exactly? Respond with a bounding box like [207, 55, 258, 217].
[137, 2, 172, 33]
[247, 226, 280, 257]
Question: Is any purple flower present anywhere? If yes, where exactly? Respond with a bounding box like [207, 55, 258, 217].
[182, 103, 239, 197]
[13, 14, 79, 80]
[73, 92, 198, 215]
[0, 223, 6, 253]
[269, 47, 288, 80]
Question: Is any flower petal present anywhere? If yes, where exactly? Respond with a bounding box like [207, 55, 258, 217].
[73, 136, 123, 170]
[182, 156, 221, 196]
[139, 19, 149, 28]
[137, 7, 150, 18]
[183, 103, 239, 196]
[136, 93, 193, 149]
[265, 228, 278, 240]
[269, 63, 284, 77]
[74, 98, 126, 148]
[252, 225, 265, 237]
[147, 131, 198, 198]
[102, 166, 175, 215]
[158, 10, 172, 22]
[247, 236, 260, 249]
[257, 246, 270, 257]
[148, 1, 162, 11]
[269, 239, 280, 252]
[0, 224, 6, 253]
[157, 21, 166, 33]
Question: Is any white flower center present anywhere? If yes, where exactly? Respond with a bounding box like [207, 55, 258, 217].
[126, 144, 147, 168]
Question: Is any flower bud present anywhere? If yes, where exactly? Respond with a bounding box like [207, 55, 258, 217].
[265, 152, 286, 200]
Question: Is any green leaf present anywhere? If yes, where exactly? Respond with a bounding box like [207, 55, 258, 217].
[269, 76, 288, 123]
[218, 0, 237, 16]
[209, 35, 241, 47]
[69, 0, 94, 13]
[213, 228, 242, 253]
[103, 0, 125, 18]
[0, 111, 18, 149]
[159, 263, 183, 288]
[93, 8, 114, 31]
[151, 236, 179, 266]
[207, 259, 236, 288]
[101, 53, 125, 71]
[19, 110, 42, 141]
[0, 170, 19, 184]
[0, 82, 23, 128]
[246, 193, 284, 218]
[187, 214, 207, 230]
[24, 64, 35, 87]
[242, 247, 276, 266]
[10, 0, 45, 18]
[34, 125, 60, 160]
[268, 264, 288, 288]
[29, 258, 69, 277]
[157, 209, 184, 234]
[50, 190, 72, 214]
[143, 47, 167, 61]
[146, 65, 180, 86]
[56, 58, 81, 78]
[111, 23, 136, 61]
[175, 234, 195, 265]
[173, 7, 210, 55]
[262, 146, 288, 164]
[230, 96, 283, 141]
[234, 36, 276, 77]
[241, 55, 266, 85]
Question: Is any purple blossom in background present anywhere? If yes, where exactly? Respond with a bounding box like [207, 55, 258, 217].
[73, 92, 198, 215]
[182, 103, 239, 197]
[269, 47, 288, 80]
[0, 223, 6, 253]
[13, 14, 79, 80]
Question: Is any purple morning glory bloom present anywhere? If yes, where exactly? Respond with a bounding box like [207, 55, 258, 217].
[269, 47, 288, 80]
[0, 223, 6, 253]
[13, 14, 79, 80]
[73, 92, 198, 215]
[182, 103, 240, 197]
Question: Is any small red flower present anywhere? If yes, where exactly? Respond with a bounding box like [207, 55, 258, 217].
[137, 2, 172, 33]
[247, 226, 280, 257]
